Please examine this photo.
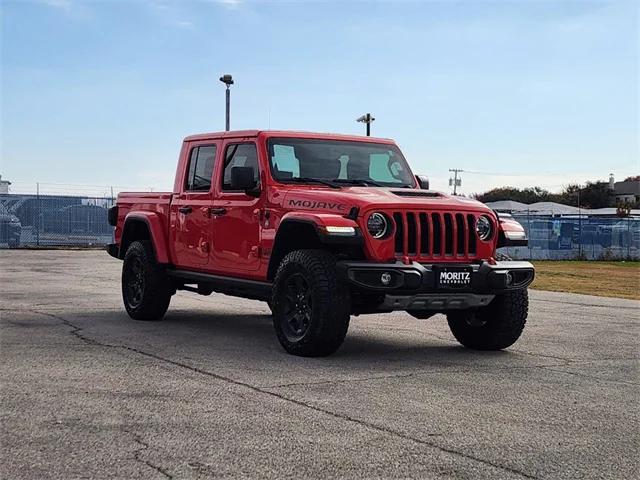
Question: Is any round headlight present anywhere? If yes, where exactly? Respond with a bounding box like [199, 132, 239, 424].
[476, 215, 493, 241]
[367, 212, 389, 239]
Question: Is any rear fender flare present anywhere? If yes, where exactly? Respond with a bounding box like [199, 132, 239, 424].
[121, 212, 169, 263]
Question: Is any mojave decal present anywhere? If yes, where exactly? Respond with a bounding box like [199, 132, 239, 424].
[288, 199, 347, 211]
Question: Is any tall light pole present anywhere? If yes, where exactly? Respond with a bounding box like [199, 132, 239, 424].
[356, 113, 375, 136]
[219, 74, 234, 131]
[448, 168, 463, 195]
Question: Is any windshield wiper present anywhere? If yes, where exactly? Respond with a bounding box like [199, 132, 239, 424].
[281, 177, 342, 189]
[330, 179, 384, 187]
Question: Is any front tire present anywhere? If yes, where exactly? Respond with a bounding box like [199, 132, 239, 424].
[446, 289, 528, 350]
[122, 240, 172, 321]
[272, 249, 350, 357]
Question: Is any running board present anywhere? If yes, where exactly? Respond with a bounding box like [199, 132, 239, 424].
[167, 269, 272, 301]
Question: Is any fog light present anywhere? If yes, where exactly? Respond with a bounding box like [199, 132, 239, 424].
[380, 272, 392, 285]
[505, 271, 514, 286]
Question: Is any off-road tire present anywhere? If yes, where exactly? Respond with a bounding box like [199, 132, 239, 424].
[446, 289, 528, 350]
[272, 249, 350, 357]
[122, 240, 172, 321]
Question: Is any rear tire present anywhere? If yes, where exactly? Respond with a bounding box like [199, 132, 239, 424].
[272, 249, 350, 357]
[446, 289, 528, 350]
[122, 240, 172, 321]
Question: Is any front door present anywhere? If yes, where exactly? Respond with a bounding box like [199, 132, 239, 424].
[170, 143, 218, 268]
[211, 141, 262, 272]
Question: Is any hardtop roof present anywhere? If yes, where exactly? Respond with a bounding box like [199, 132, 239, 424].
[183, 130, 396, 144]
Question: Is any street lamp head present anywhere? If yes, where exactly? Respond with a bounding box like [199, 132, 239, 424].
[219, 74, 234, 86]
[356, 113, 375, 123]
[356, 113, 375, 136]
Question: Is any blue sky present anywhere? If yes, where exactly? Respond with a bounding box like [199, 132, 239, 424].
[1, 0, 638, 196]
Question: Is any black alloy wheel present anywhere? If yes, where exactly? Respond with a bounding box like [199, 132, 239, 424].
[280, 273, 312, 342]
[123, 255, 146, 310]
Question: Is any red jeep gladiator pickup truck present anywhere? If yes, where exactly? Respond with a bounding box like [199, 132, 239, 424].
[107, 130, 533, 357]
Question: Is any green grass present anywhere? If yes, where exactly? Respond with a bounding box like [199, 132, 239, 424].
[531, 261, 640, 300]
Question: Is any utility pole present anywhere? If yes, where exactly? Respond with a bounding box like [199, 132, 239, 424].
[219, 74, 234, 131]
[356, 113, 375, 136]
[448, 168, 463, 195]
[578, 186, 582, 257]
[36, 182, 40, 246]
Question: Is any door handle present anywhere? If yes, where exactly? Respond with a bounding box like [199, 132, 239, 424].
[209, 208, 227, 216]
[178, 206, 192, 214]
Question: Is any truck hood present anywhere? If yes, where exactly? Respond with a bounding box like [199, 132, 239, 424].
[281, 187, 493, 215]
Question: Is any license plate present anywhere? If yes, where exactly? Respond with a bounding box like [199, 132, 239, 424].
[436, 267, 473, 289]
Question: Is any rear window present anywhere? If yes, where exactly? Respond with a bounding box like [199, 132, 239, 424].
[185, 145, 216, 191]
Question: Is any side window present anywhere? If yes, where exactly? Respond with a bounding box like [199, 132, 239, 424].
[222, 143, 259, 190]
[185, 145, 216, 191]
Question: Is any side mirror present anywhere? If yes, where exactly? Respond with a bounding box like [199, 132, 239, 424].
[415, 175, 430, 190]
[230, 166, 259, 195]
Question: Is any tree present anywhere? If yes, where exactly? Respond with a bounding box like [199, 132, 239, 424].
[555, 182, 613, 208]
[474, 181, 615, 208]
[473, 186, 550, 204]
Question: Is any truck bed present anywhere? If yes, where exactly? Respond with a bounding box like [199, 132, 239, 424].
[114, 192, 173, 246]
[117, 192, 172, 214]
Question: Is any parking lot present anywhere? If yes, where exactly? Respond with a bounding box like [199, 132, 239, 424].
[1, 250, 638, 479]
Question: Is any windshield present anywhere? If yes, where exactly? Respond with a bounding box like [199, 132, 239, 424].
[267, 138, 415, 188]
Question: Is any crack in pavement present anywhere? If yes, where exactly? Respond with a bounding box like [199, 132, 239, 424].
[20, 308, 538, 480]
[266, 362, 573, 390]
[124, 429, 173, 479]
[393, 328, 580, 367]
[539, 367, 640, 387]
[530, 298, 639, 311]
[510, 349, 575, 364]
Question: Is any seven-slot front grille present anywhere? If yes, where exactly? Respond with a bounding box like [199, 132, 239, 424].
[391, 211, 478, 260]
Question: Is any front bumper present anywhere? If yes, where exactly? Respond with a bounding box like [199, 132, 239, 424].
[338, 260, 534, 312]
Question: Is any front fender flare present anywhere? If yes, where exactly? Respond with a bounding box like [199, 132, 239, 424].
[278, 212, 362, 245]
[266, 213, 363, 280]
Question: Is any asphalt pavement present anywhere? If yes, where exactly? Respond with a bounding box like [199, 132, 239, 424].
[1, 250, 638, 479]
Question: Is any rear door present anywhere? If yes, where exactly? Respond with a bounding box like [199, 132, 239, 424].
[170, 142, 218, 268]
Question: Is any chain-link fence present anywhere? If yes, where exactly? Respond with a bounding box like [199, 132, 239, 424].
[499, 213, 639, 260]
[0, 193, 115, 248]
[1, 193, 638, 259]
